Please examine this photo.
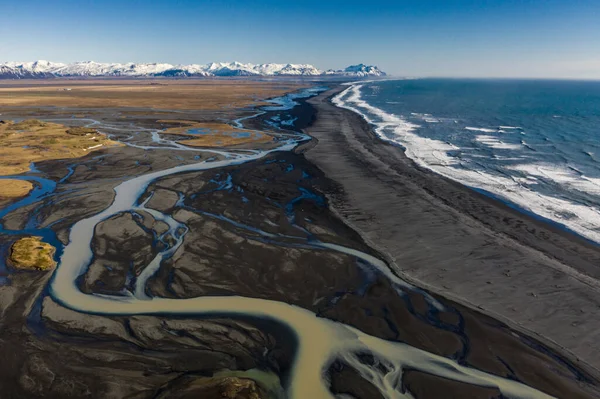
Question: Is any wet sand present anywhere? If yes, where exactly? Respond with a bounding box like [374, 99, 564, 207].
[304, 87, 600, 376]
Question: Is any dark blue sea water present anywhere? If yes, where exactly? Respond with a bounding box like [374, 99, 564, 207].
[334, 79, 600, 242]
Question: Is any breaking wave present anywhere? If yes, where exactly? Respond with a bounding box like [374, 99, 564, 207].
[334, 83, 600, 244]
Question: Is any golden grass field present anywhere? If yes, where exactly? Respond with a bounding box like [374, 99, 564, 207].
[0, 80, 304, 110]
[160, 120, 273, 147]
[0, 179, 33, 199]
[8, 236, 56, 271]
[0, 119, 120, 175]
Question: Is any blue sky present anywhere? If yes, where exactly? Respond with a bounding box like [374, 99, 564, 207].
[1, 0, 599, 78]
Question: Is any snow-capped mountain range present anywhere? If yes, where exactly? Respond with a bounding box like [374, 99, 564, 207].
[0, 60, 386, 79]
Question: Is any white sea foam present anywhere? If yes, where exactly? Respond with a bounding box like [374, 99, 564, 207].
[411, 112, 441, 123]
[475, 135, 523, 150]
[334, 84, 600, 243]
[465, 126, 498, 133]
[510, 164, 600, 196]
[333, 85, 458, 170]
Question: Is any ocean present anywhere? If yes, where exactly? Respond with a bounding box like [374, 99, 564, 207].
[334, 79, 600, 243]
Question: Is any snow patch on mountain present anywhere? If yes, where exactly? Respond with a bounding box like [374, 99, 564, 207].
[324, 64, 386, 77]
[0, 60, 386, 78]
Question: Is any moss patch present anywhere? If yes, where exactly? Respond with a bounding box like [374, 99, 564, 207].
[66, 127, 98, 136]
[8, 236, 57, 271]
[0, 119, 121, 175]
[6, 119, 48, 130]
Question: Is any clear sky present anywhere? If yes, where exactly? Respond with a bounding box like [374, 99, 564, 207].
[1, 0, 599, 79]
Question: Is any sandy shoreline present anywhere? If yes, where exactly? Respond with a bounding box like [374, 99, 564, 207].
[304, 86, 600, 376]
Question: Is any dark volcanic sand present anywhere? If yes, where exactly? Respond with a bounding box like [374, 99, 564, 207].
[303, 87, 600, 381]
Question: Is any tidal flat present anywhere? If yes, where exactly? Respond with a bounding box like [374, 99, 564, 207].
[0, 80, 598, 399]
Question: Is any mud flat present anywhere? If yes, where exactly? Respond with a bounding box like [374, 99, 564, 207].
[304, 87, 600, 376]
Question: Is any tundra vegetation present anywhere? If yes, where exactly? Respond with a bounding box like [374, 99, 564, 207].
[0, 119, 119, 175]
[0, 179, 33, 206]
[8, 236, 57, 271]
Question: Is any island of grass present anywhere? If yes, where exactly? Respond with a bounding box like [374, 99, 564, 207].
[0, 119, 120, 175]
[8, 236, 57, 271]
[160, 120, 272, 148]
[0, 179, 33, 207]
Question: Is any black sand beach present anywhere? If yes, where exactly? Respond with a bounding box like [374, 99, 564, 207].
[304, 86, 600, 376]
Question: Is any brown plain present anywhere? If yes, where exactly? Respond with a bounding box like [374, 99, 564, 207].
[0, 80, 305, 110]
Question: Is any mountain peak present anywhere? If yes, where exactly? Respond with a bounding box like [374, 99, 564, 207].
[326, 64, 386, 77]
[0, 60, 387, 79]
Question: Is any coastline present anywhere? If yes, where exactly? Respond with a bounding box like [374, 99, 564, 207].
[303, 86, 600, 376]
[333, 80, 600, 248]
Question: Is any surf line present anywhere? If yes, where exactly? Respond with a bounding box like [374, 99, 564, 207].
[44, 89, 553, 399]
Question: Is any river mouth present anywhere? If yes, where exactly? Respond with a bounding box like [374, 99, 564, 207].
[0, 85, 598, 398]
